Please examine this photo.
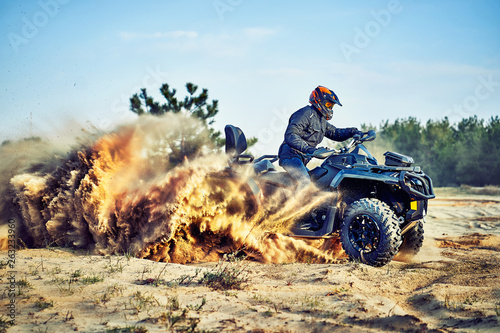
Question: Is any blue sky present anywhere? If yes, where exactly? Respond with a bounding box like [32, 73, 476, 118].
[1, 0, 499, 154]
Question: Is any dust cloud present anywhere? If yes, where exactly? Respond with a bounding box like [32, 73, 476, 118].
[1, 114, 340, 264]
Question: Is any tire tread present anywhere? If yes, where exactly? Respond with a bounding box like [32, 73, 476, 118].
[340, 198, 401, 267]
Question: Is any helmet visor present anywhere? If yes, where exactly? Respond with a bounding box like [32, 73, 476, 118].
[324, 102, 334, 110]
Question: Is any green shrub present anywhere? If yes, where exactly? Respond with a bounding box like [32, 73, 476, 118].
[199, 253, 249, 290]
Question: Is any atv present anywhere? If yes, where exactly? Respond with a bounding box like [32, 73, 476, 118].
[221, 124, 435, 267]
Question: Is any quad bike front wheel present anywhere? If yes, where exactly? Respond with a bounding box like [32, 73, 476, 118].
[340, 198, 401, 267]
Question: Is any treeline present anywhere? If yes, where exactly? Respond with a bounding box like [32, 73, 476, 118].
[361, 116, 500, 187]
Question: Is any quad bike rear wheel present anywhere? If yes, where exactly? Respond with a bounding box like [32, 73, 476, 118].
[395, 220, 424, 261]
[340, 198, 401, 267]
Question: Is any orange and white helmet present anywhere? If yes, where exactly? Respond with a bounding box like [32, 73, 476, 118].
[309, 86, 342, 120]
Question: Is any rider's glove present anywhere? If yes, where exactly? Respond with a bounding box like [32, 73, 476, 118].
[349, 128, 363, 137]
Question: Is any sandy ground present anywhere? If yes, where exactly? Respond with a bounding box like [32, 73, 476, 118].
[1, 190, 500, 333]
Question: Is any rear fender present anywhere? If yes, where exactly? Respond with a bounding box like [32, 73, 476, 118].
[207, 170, 262, 216]
[245, 176, 262, 204]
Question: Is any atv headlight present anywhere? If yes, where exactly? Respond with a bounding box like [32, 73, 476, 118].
[410, 178, 423, 187]
[406, 178, 423, 191]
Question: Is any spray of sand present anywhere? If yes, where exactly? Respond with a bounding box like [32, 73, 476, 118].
[1, 114, 341, 264]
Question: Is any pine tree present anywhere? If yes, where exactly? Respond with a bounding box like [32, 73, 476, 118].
[130, 82, 256, 168]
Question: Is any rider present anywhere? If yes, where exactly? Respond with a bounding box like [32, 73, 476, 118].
[278, 85, 362, 189]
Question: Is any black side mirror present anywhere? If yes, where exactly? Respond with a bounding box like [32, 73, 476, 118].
[363, 130, 376, 142]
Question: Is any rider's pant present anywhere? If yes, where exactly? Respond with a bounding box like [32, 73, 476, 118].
[280, 157, 311, 190]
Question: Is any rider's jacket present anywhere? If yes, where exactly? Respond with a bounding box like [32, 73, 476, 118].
[278, 105, 356, 165]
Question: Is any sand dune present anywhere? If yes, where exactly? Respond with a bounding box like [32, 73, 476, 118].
[1, 192, 499, 333]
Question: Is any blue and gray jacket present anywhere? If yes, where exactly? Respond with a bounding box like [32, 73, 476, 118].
[278, 105, 357, 166]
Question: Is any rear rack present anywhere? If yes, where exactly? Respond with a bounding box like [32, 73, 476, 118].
[254, 155, 279, 163]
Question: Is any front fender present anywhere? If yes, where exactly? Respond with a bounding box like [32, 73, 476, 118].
[330, 169, 399, 189]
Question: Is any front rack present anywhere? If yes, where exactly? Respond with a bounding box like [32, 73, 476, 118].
[398, 171, 435, 200]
